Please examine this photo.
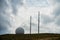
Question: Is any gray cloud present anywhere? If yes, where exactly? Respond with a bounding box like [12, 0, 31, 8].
[0, 0, 12, 35]
[39, 0, 60, 33]
[0, 0, 60, 34]
[53, 6, 60, 17]
[51, 0, 60, 26]
[49, 0, 60, 5]
[21, 0, 60, 33]
[0, 0, 8, 13]
[53, 0, 60, 3]
[0, 0, 24, 35]
[41, 14, 54, 24]
[10, 0, 23, 15]
[55, 17, 60, 26]
[26, 0, 49, 7]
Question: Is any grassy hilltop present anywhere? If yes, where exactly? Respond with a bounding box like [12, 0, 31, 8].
[0, 33, 60, 40]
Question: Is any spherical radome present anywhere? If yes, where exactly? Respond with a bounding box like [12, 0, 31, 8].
[15, 27, 24, 34]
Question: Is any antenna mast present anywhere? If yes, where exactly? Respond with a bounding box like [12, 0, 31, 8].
[30, 16, 32, 34]
[38, 11, 40, 34]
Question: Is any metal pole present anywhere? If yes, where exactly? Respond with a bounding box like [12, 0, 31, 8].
[30, 16, 32, 34]
[38, 11, 40, 34]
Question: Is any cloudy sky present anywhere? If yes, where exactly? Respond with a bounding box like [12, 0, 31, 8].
[0, 0, 60, 35]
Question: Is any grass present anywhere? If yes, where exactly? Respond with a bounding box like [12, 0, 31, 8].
[0, 33, 60, 40]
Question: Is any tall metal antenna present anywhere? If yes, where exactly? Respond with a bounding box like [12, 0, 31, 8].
[38, 11, 40, 34]
[30, 16, 32, 34]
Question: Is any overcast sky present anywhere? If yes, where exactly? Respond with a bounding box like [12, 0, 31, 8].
[0, 0, 60, 35]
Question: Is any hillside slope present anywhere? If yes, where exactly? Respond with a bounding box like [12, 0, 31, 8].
[0, 33, 60, 40]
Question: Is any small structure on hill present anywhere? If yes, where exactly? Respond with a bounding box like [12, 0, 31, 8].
[15, 27, 24, 34]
